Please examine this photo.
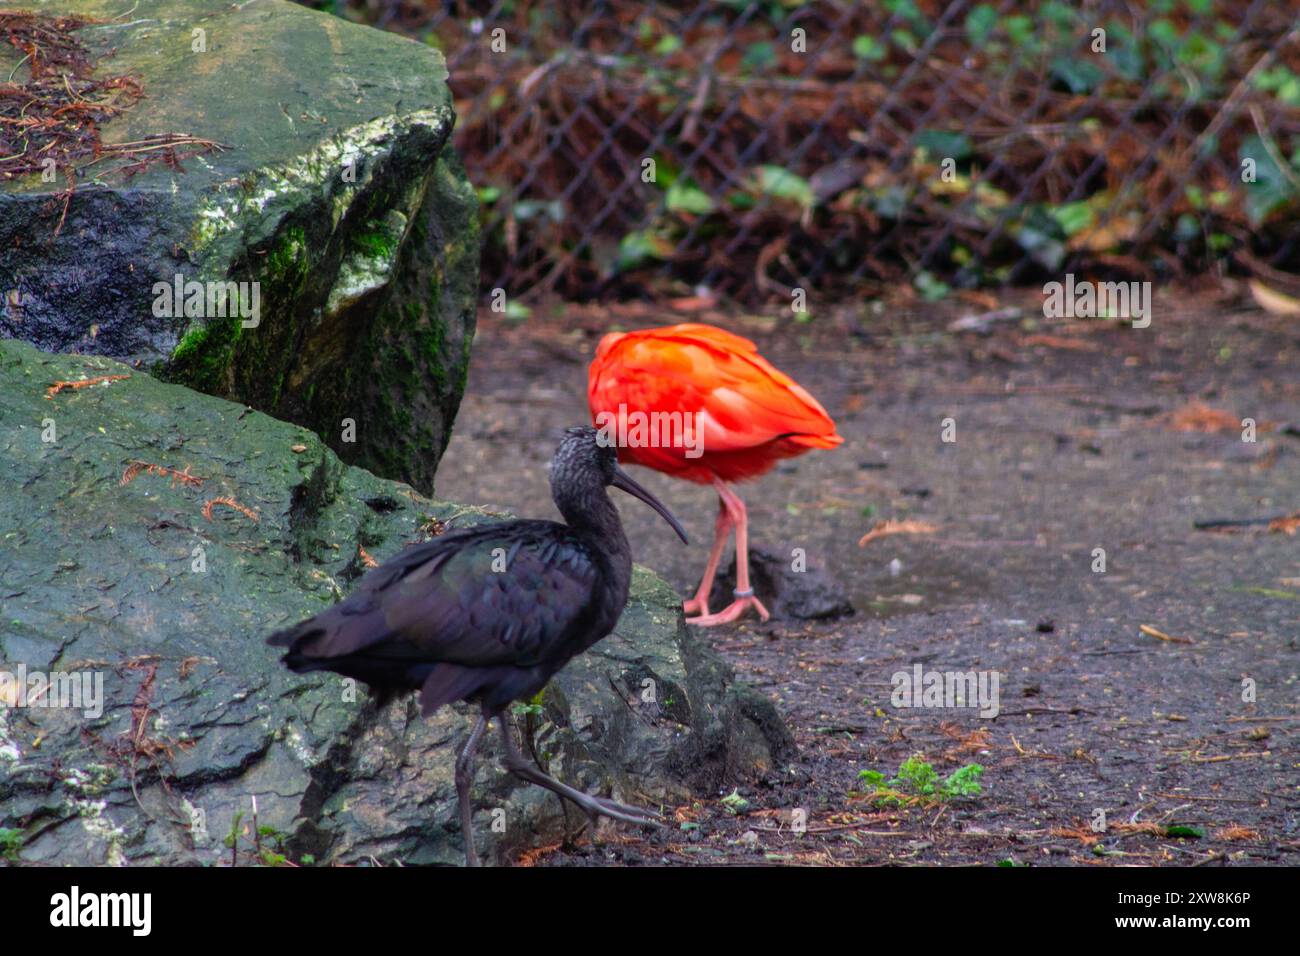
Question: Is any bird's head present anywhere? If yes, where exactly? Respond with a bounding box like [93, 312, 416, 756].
[551, 426, 688, 544]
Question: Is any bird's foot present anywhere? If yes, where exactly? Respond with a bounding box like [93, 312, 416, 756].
[576, 794, 665, 829]
[682, 595, 709, 617]
[685, 590, 770, 626]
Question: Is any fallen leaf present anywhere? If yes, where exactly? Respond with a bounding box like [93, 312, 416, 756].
[1163, 400, 1240, 434]
[858, 519, 939, 547]
[1140, 624, 1194, 645]
[1267, 512, 1300, 535]
[1248, 278, 1300, 316]
[1017, 333, 1100, 351]
[1215, 826, 1261, 841]
[1051, 824, 1102, 846]
[0, 673, 17, 707]
[667, 294, 717, 311]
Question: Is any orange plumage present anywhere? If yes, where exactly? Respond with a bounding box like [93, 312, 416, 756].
[588, 323, 842, 483]
[587, 323, 844, 626]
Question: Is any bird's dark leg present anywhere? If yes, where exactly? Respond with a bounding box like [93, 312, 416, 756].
[496, 717, 663, 830]
[456, 713, 489, 867]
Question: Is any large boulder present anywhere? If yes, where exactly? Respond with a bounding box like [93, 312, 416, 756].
[0, 341, 793, 866]
[0, 0, 477, 494]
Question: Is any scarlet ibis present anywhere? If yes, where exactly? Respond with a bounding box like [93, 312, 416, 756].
[588, 323, 842, 626]
[267, 426, 688, 866]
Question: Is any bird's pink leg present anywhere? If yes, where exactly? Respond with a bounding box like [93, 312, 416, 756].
[686, 480, 770, 627]
[682, 494, 733, 617]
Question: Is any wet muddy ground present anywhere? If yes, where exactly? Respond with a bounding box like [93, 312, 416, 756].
[435, 290, 1299, 866]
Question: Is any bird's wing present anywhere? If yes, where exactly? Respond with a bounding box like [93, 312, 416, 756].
[267, 523, 600, 668]
[590, 323, 842, 452]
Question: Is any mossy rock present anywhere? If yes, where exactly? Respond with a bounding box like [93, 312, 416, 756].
[0, 0, 478, 494]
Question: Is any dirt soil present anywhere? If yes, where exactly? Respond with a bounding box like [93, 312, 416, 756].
[433, 289, 1299, 866]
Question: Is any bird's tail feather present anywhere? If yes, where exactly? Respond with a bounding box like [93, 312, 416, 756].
[419, 665, 490, 716]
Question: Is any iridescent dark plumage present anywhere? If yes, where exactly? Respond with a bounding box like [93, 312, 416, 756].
[267, 426, 687, 866]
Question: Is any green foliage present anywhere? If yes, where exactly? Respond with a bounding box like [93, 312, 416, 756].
[1048, 201, 1095, 237]
[852, 35, 887, 62]
[741, 41, 778, 72]
[882, 0, 930, 38]
[915, 130, 972, 162]
[914, 271, 950, 302]
[964, 4, 998, 47]
[467, 1, 1292, 290]
[665, 179, 716, 216]
[751, 165, 814, 208]
[0, 827, 23, 861]
[502, 299, 531, 321]
[1238, 135, 1300, 226]
[223, 810, 244, 851]
[617, 230, 674, 272]
[652, 34, 683, 57]
[511, 690, 546, 718]
[720, 789, 751, 815]
[939, 763, 985, 799]
[894, 755, 940, 795]
[856, 756, 984, 806]
[1254, 66, 1300, 107]
[1051, 58, 1104, 94]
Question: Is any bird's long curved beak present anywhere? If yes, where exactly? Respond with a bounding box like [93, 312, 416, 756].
[612, 465, 689, 544]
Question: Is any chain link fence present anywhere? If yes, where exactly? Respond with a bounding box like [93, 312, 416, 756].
[315, 1, 1300, 303]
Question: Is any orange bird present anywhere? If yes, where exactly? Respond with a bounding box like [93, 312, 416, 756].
[588, 323, 843, 625]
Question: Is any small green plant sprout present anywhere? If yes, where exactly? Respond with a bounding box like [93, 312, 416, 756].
[856, 755, 984, 807]
[511, 690, 545, 719]
[222, 798, 295, 866]
[719, 789, 751, 815]
[0, 827, 23, 861]
[255, 824, 290, 867]
[224, 809, 244, 866]
[894, 754, 940, 795]
[939, 763, 985, 799]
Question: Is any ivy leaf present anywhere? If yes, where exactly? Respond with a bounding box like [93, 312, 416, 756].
[665, 180, 716, 215]
[852, 35, 887, 62]
[915, 129, 972, 162]
[965, 4, 998, 47]
[617, 230, 674, 271]
[1239, 134, 1299, 226]
[1051, 58, 1105, 94]
[751, 165, 815, 209]
[1049, 201, 1096, 237]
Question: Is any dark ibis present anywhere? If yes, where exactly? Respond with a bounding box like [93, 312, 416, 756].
[588, 323, 842, 625]
[267, 426, 688, 866]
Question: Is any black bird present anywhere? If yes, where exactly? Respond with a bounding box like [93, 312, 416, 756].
[267, 426, 688, 866]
